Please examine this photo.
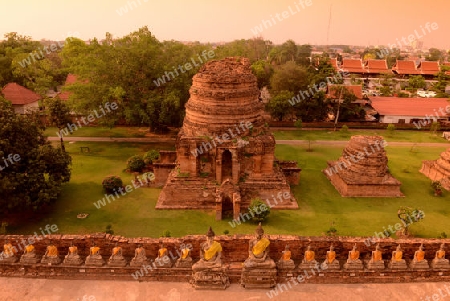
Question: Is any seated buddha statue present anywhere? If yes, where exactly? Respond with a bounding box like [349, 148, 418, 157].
[322, 244, 340, 269]
[344, 244, 363, 270]
[431, 243, 450, 270]
[108, 242, 127, 267]
[367, 243, 385, 270]
[63, 241, 83, 266]
[192, 227, 223, 272]
[41, 241, 61, 265]
[130, 244, 148, 267]
[1, 240, 18, 263]
[299, 245, 318, 269]
[388, 244, 407, 269]
[20, 243, 40, 264]
[243, 223, 276, 270]
[85, 241, 105, 266]
[175, 242, 192, 268]
[410, 243, 429, 270]
[155, 242, 172, 268]
[277, 245, 295, 270]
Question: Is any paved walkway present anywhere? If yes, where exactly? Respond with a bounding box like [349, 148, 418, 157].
[48, 136, 450, 147]
[0, 277, 449, 301]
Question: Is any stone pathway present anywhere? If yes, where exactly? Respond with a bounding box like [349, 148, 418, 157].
[47, 136, 450, 147]
[0, 277, 449, 301]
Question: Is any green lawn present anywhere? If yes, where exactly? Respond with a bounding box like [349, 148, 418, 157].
[9, 140, 450, 238]
[44, 126, 153, 138]
[273, 128, 450, 144]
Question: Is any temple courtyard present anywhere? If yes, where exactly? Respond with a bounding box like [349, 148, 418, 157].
[0, 277, 449, 300]
[7, 136, 450, 239]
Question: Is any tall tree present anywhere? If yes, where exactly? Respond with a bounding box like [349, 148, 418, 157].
[60, 27, 212, 132]
[0, 97, 71, 214]
[266, 90, 294, 121]
[426, 48, 445, 62]
[251, 60, 274, 89]
[45, 97, 72, 151]
[270, 61, 309, 94]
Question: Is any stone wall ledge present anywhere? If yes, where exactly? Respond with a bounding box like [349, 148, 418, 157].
[0, 263, 449, 284]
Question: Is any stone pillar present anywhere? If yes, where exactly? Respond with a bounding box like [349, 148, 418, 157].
[233, 192, 241, 220]
[215, 192, 222, 221]
[216, 150, 222, 184]
[232, 151, 240, 184]
[253, 155, 262, 178]
[189, 141, 198, 176]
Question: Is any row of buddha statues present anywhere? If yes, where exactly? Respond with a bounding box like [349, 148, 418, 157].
[1, 228, 449, 273]
[0, 240, 193, 268]
[276, 243, 450, 271]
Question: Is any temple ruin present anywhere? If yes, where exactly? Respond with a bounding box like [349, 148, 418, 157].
[323, 135, 403, 197]
[420, 147, 450, 190]
[154, 57, 300, 219]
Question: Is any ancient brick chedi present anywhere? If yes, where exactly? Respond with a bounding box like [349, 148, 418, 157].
[323, 135, 403, 197]
[155, 57, 300, 219]
[420, 147, 450, 191]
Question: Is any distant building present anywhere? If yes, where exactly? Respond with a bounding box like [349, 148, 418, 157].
[1, 83, 41, 114]
[58, 74, 78, 101]
[392, 60, 440, 78]
[370, 97, 450, 124]
[391, 60, 421, 75]
[364, 60, 391, 75]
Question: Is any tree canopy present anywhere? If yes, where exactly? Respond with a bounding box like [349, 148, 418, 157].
[0, 97, 71, 214]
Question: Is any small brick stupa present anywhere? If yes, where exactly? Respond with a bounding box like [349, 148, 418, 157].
[323, 135, 403, 197]
[155, 57, 300, 219]
[420, 148, 450, 190]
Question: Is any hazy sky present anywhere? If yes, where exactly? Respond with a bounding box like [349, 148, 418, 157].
[1, 0, 449, 49]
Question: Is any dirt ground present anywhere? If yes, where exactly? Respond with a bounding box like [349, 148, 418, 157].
[1, 278, 449, 301]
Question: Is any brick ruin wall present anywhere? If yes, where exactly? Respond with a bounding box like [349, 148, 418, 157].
[1, 233, 450, 284]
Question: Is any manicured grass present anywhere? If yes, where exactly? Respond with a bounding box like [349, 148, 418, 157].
[44, 126, 153, 138]
[9, 141, 450, 238]
[273, 128, 450, 144]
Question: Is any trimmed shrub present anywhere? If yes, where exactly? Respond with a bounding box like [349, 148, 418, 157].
[161, 230, 171, 237]
[102, 175, 123, 193]
[387, 123, 396, 135]
[127, 155, 145, 172]
[143, 150, 159, 165]
[340, 124, 349, 134]
[248, 198, 270, 222]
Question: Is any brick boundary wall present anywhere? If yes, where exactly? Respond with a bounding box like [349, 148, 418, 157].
[1, 234, 450, 284]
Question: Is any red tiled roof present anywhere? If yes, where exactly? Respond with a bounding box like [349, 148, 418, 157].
[330, 58, 339, 70]
[365, 60, 391, 74]
[370, 97, 450, 117]
[1, 83, 41, 105]
[341, 59, 367, 73]
[419, 61, 440, 75]
[58, 74, 78, 101]
[65, 74, 78, 85]
[392, 60, 421, 75]
[327, 84, 363, 99]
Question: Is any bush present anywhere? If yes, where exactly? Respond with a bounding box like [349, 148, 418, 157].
[294, 119, 302, 129]
[387, 123, 396, 135]
[105, 224, 114, 235]
[161, 230, 171, 237]
[223, 229, 229, 235]
[248, 198, 270, 222]
[340, 124, 349, 134]
[430, 121, 440, 135]
[143, 150, 159, 165]
[127, 155, 145, 172]
[102, 175, 123, 193]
